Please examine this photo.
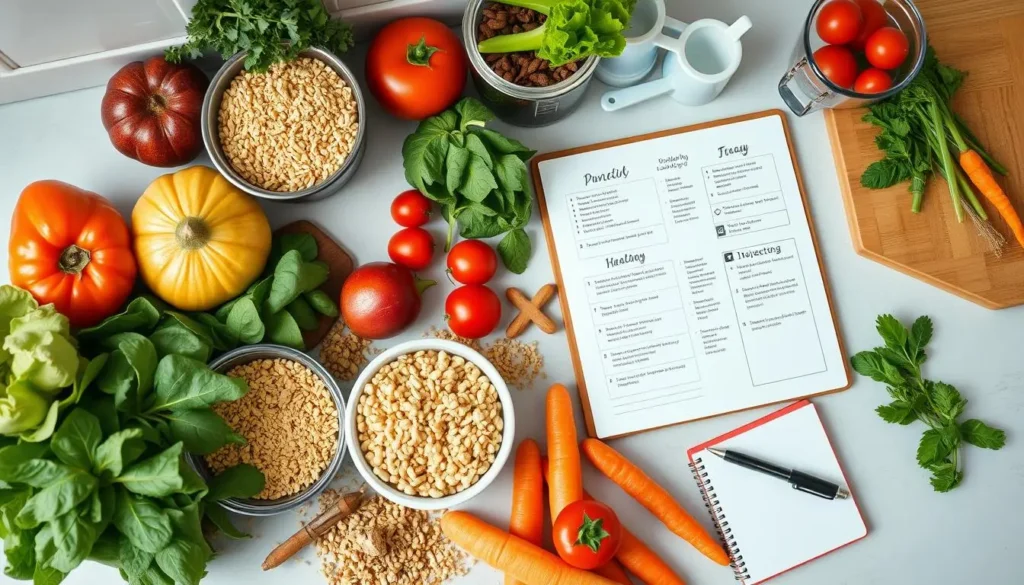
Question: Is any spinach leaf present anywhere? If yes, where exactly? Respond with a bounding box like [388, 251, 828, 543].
[445, 145, 470, 197]
[304, 290, 338, 317]
[460, 155, 498, 202]
[160, 312, 215, 346]
[47, 508, 100, 573]
[467, 126, 535, 158]
[78, 297, 162, 342]
[50, 410, 102, 471]
[15, 469, 96, 528]
[266, 310, 304, 349]
[225, 297, 265, 345]
[113, 489, 173, 554]
[115, 444, 183, 498]
[203, 504, 249, 539]
[265, 250, 304, 314]
[497, 228, 532, 274]
[148, 355, 247, 412]
[300, 261, 330, 293]
[164, 409, 243, 455]
[274, 233, 318, 263]
[206, 464, 265, 501]
[0, 456, 70, 489]
[118, 536, 169, 585]
[286, 297, 319, 331]
[94, 429, 146, 478]
[104, 334, 158, 398]
[149, 324, 212, 363]
[59, 354, 109, 410]
[154, 529, 207, 585]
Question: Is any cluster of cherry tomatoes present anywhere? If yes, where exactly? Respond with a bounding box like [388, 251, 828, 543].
[812, 0, 909, 94]
[388, 190, 502, 339]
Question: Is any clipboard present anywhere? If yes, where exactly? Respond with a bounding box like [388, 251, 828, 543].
[530, 109, 851, 439]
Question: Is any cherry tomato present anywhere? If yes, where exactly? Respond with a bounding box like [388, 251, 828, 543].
[445, 285, 501, 339]
[812, 45, 859, 89]
[849, 0, 888, 50]
[388, 227, 435, 271]
[854, 68, 893, 94]
[366, 17, 467, 120]
[815, 0, 863, 45]
[391, 189, 432, 227]
[864, 26, 909, 70]
[553, 500, 623, 570]
[447, 240, 498, 285]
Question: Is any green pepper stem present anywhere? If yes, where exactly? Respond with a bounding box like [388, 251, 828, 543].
[478, 24, 547, 54]
[495, 0, 559, 15]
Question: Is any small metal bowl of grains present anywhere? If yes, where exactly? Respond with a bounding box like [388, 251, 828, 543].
[186, 344, 346, 516]
[346, 339, 516, 511]
[201, 47, 367, 201]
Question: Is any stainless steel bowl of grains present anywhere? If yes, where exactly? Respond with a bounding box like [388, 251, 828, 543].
[186, 344, 346, 516]
[201, 47, 366, 201]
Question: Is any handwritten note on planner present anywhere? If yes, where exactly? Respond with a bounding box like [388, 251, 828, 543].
[535, 113, 849, 439]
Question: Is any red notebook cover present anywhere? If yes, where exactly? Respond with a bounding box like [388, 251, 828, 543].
[686, 400, 867, 584]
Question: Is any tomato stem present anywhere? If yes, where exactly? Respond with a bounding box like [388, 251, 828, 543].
[414, 275, 437, 296]
[407, 37, 441, 67]
[58, 245, 91, 275]
[574, 513, 610, 554]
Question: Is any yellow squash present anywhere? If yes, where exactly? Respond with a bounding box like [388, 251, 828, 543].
[132, 166, 272, 311]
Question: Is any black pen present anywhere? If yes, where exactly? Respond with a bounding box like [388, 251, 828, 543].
[707, 447, 849, 500]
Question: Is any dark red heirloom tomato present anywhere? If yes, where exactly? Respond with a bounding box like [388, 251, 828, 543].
[101, 56, 208, 167]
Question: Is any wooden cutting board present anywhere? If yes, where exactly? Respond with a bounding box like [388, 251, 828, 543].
[825, 0, 1024, 308]
[274, 220, 354, 349]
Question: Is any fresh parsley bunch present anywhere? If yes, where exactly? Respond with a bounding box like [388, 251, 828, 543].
[851, 315, 1005, 492]
[166, 0, 354, 72]
[403, 98, 537, 273]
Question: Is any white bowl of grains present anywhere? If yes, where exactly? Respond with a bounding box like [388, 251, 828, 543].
[201, 47, 366, 201]
[346, 339, 516, 511]
[187, 344, 346, 515]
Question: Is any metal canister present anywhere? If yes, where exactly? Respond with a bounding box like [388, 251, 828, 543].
[463, 0, 599, 127]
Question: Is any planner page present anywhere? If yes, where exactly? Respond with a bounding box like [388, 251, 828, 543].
[536, 114, 848, 438]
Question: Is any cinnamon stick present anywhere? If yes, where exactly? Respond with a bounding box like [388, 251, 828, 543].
[261, 486, 366, 570]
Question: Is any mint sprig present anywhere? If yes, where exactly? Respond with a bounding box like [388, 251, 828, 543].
[851, 315, 1006, 492]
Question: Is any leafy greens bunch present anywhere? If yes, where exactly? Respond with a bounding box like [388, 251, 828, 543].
[851, 315, 1005, 492]
[477, 0, 637, 66]
[166, 0, 354, 72]
[403, 98, 537, 273]
[860, 47, 1007, 219]
[0, 296, 264, 584]
[0, 287, 81, 442]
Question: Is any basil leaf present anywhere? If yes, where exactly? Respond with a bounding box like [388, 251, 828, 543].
[94, 429, 146, 478]
[276, 233, 318, 262]
[149, 355, 247, 412]
[246, 276, 274, 314]
[266, 310, 304, 350]
[464, 133, 493, 168]
[454, 97, 495, 129]
[304, 290, 339, 317]
[118, 536, 164, 585]
[467, 126, 536, 158]
[149, 324, 212, 363]
[113, 489, 173, 554]
[78, 297, 163, 342]
[154, 531, 208, 585]
[51, 410, 102, 470]
[15, 470, 96, 528]
[459, 206, 505, 239]
[165, 409, 243, 455]
[204, 504, 249, 539]
[265, 250, 305, 314]
[459, 155, 499, 202]
[206, 464, 265, 501]
[0, 458, 70, 489]
[225, 297, 265, 345]
[47, 509, 100, 573]
[287, 297, 320, 331]
[300, 261, 330, 293]
[495, 154, 528, 194]
[445, 145, 470, 197]
[403, 114, 455, 194]
[497, 228, 532, 274]
[116, 444, 184, 498]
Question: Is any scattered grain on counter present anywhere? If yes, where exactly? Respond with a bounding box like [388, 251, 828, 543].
[206, 358, 339, 500]
[218, 57, 359, 192]
[357, 350, 504, 498]
[320, 321, 378, 381]
[426, 327, 546, 390]
[315, 492, 469, 585]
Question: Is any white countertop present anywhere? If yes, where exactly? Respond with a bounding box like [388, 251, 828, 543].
[1, 2, 1022, 584]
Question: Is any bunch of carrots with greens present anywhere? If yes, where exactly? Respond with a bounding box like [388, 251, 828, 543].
[439, 385, 730, 585]
[861, 46, 1022, 251]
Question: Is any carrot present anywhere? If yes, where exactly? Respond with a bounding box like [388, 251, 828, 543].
[440, 511, 619, 585]
[547, 384, 583, 521]
[508, 439, 544, 585]
[592, 560, 633, 585]
[581, 439, 729, 566]
[542, 459, 689, 585]
[960, 149, 1024, 248]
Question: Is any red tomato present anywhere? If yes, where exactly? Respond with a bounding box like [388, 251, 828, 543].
[553, 500, 623, 570]
[445, 285, 501, 339]
[812, 45, 859, 89]
[815, 0, 863, 45]
[391, 189, 432, 227]
[366, 17, 467, 120]
[447, 240, 497, 285]
[388, 227, 435, 271]
[864, 27, 909, 70]
[849, 0, 888, 50]
[854, 68, 893, 94]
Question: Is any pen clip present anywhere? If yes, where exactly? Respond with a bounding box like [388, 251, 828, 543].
[792, 482, 834, 499]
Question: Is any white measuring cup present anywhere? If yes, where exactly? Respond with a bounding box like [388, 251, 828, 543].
[601, 15, 752, 111]
[596, 0, 688, 87]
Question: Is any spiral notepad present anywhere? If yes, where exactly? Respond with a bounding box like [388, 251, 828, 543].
[686, 401, 867, 584]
